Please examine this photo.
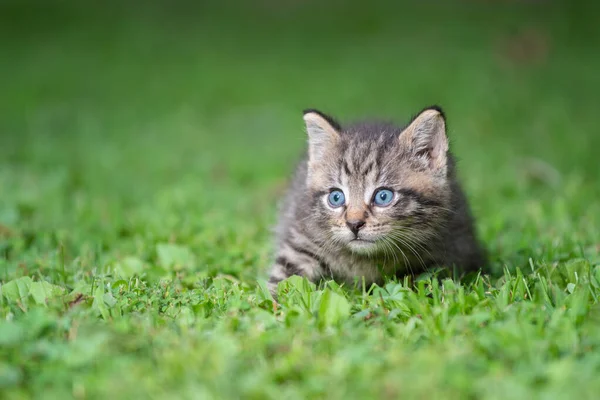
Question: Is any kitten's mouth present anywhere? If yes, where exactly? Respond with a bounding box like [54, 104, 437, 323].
[350, 238, 373, 243]
[347, 238, 377, 253]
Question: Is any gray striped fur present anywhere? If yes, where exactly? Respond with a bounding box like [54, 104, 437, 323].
[268, 106, 485, 295]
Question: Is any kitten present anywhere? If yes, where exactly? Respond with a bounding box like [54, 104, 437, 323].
[268, 106, 485, 295]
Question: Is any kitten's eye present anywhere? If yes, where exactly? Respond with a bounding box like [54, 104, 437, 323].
[327, 190, 346, 208]
[373, 189, 394, 207]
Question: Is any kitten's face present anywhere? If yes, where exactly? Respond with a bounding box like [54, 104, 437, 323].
[304, 108, 452, 256]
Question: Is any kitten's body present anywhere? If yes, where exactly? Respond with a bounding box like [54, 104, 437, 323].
[269, 107, 485, 294]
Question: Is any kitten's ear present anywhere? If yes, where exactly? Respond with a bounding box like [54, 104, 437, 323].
[303, 109, 341, 164]
[400, 106, 448, 172]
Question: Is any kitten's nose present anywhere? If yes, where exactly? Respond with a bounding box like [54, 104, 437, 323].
[346, 219, 366, 236]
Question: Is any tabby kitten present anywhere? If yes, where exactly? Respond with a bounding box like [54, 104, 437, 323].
[268, 106, 485, 295]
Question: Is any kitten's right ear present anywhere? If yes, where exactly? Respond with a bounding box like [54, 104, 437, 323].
[303, 109, 341, 164]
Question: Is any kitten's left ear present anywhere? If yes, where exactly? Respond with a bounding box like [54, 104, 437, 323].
[400, 106, 449, 173]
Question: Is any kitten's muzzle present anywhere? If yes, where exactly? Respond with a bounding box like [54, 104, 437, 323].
[346, 219, 366, 236]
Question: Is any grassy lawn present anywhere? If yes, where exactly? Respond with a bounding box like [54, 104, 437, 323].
[2, 1, 600, 398]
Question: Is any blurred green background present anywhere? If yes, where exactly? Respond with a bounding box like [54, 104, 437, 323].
[2, 0, 600, 398]
[2, 0, 599, 269]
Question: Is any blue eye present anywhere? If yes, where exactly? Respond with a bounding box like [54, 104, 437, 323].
[373, 189, 394, 206]
[327, 190, 345, 208]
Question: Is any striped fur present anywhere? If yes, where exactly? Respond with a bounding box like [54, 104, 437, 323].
[268, 106, 485, 295]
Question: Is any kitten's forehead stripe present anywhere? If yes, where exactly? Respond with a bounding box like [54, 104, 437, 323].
[362, 161, 372, 175]
[343, 160, 352, 176]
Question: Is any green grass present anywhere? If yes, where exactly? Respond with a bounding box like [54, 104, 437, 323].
[2, 1, 600, 398]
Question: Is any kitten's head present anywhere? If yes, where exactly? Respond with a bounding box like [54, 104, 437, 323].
[303, 107, 453, 256]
